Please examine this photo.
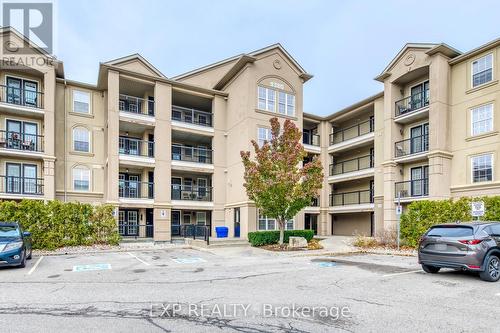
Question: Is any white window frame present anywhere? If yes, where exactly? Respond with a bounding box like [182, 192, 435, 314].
[471, 154, 493, 183]
[257, 127, 272, 147]
[471, 53, 493, 88]
[72, 165, 90, 191]
[257, 85, 295, 116]
[72, 90, 91, 114]
[73, 127, 90, 152]
[258, 215, 294, 231]
[471, 103, 494, 136]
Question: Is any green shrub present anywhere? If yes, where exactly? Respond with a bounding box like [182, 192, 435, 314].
[400, 196, 500, 247]
[0, 200, 120, 250]
[248, 230, 314, 246]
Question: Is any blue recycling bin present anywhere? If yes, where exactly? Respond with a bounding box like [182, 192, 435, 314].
[215, 226, 228, 238]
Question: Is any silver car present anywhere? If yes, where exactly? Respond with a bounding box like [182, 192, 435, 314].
[418, 222, 500, 282]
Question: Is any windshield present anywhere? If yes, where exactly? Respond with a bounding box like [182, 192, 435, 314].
[427, 226, 473, 238]
[0, 225, 21, 238]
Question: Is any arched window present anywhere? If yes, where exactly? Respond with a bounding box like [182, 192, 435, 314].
[72, 165, 90, 191]
[73, 127, 90, 152]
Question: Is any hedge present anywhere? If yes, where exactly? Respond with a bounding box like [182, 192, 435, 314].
[248, 230, 314, 246]
[400, 196, 500, 247]
[0, 200, 120, 250]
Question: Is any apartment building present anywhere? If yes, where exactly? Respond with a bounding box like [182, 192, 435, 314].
[1, 26, 499, 241]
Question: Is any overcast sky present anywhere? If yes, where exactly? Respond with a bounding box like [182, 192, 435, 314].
[56, 0, 500, 116]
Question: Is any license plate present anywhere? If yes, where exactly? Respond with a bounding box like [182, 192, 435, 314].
[435, 244, 447, 251]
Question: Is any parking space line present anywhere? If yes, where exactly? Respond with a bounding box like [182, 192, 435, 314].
[127, 252, 150, 266]
[382, 270, 421, 278]
[27, 256, 43, 275]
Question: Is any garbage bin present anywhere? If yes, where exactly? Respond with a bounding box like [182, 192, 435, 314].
[215, 226, 228, 238]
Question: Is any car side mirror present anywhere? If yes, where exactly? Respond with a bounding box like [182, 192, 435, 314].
[23, 231, 31, 237]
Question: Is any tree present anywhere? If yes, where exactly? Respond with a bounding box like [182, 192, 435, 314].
[240, 117, 324, 246]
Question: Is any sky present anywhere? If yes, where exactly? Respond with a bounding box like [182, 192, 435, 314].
[55, 0, 500, 116]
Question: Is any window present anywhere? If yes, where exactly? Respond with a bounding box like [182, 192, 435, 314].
[257, 85, 295, 116]
[73, 90, 90, 114]
[472, 54, 493, 87]
[196, 212, 206, 225]
[73, 127, 90, 152]
[258, 127, 272, 147]
[72, 166, 90, 191]
[471, 104, 493, 136]
[471, 154, 493, 183]
[258, 215, 294, 231]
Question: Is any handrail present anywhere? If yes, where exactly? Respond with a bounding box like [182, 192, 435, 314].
[118, 180, 154, 199]
[171, 184, 212, 201]
[329, 118, 374, 145]
[395, 89, 429, 117]
[119, 137, 154, 157]
[395, 178, 429, 198]
[0, 130, 44, 152]
[119, 94, 154, 116]
[330, 154, 374, 176]
[329, 189, 373, 206]
[172, 105, 213, 127]
[171, 144, 213, 164]
[0, 84, 44, 109]
[394, 134, 429, 158]
[0, 175, 44, 195]
[303, 133, 320, 146]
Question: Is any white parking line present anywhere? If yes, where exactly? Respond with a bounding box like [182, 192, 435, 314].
[27, 256, 44, 275]
[127, 252, 150, 266]
[382, 270, 422, 278]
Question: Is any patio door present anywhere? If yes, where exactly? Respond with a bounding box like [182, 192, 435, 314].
[23, 164, 37, 194]
[23, 122, 38, 151]
[197, 178, 207, 200]
[171, 211, 181, 236]
[411, 166, 428, 197]
[6, 77, 22, 105]
[6, 163, 21, 193]
[171, 177, 181, 200]
[118, 209, 139, 237]
[6, 77, 38, 106]
[6, 120, 21, 149]
[410, 123, 428, 154]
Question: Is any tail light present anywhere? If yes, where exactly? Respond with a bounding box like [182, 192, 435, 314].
[458, 239, 483, 245]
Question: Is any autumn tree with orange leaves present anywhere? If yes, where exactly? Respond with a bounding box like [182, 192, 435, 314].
[241, 117, 323, 245]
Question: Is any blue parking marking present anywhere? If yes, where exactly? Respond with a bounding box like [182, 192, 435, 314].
[317, 262, 336, 268]
[172, 257, 206, 264]
[73, 263, 112, 272]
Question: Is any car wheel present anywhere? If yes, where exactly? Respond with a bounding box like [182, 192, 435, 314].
[422, 264, 440, 274]
[27, 248, 32, 260]
[18, 250, 26, 268]
[480, 256, 500, 282]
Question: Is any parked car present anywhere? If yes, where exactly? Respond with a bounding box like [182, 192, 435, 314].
[0, 222, 32, 268]
[418, 222, 500, 282]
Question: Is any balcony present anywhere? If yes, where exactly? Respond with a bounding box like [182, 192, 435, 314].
[119, 94, 155, 125]
[395, 90, 429, 123]
[171, 184, 212, 202]
[171, 105, 213, 134]
[0, 175, 44, 196]
[329, 155, 374, 182]
[0, 84, 44, 111]
[329, 119, 374, 152]
[119, 137, 154, 166]
[395, 178, 428, 201]
[171, 145, 213, 172]
[118, 180, 154, 200]
[394, 135, 428, 162]
[0, 131, 44, 156]
[329, 189, 374, 213]
[303, 132, 320, 153]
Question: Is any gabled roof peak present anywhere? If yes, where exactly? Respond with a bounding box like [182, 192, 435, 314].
[103, 53, 166, 78]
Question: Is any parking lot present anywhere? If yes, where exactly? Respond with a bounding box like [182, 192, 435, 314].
[0, 247, 498, 332]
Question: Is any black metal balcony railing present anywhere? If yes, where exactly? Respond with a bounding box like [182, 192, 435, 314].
[330, 118, 374, 145]
[0, 175, 44, 195]
[172, 145, 213, 164]
[118, 180, 154, 199]
[172, 225, 210, 244]
[0, 85, 44, 109]
[119, 137, 154, 157]
[395, 89, 429, 117]
[330, 190, 373, 206]
[172, 105, 213, 127]
[394, 134, 429, 158]
[310, 197, 320, 207]
[330, 154, 374, 176]
[395, 178, 429, 198]
[303, 133, 320, 146]
[0, 130, 44, 152]
[118, 224, 154, 239]
[171, 185, 212, 201]
[119, 94, 154, 117]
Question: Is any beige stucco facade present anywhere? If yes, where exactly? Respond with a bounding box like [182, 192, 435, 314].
[1, 27, 500, 240]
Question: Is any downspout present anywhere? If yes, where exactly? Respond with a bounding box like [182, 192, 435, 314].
[63, 79, 67, 202]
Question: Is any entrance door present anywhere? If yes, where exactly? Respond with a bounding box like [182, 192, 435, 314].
[305, 214, 318, 235]
[148, 171, 154, 199]
[410, 167, 429, 197]
[148, 134, 154, 157]
[23, 164, 37, 194]
[146, 208, 154, 238]
[171, 211, 181, 236]
[23, 81, 38, 107]
[6, 77, 22, 105]
[6, 163, 21, 193]
[410, 126, 422, 154]
[118, 209, 139, 236]
[23, 122, 38, 151]
[234, 208, 240, 238]
[128, 175, 139, 198]
[172, 177, 181, 200]
[197, 178, 207, 200]
[6, 120, 21, 149]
